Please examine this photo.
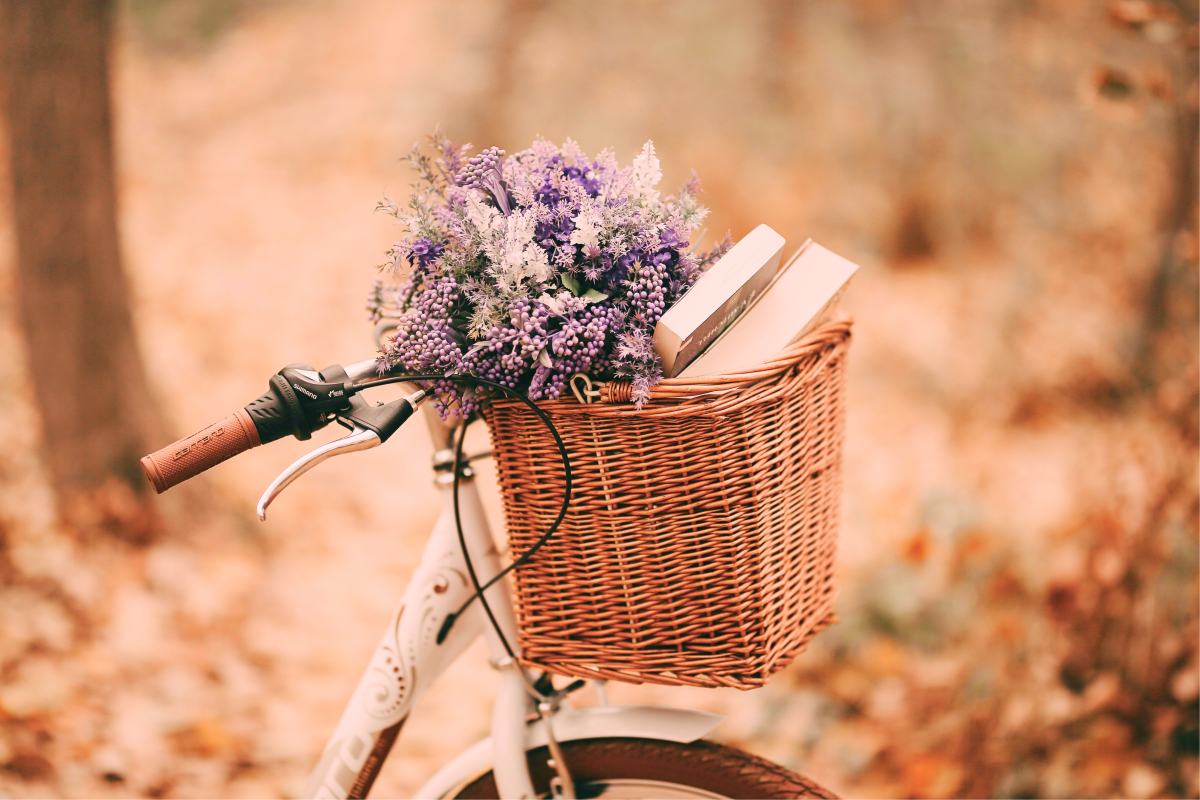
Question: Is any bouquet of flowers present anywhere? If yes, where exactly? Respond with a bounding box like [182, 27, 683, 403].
[368, 130, 731, 415]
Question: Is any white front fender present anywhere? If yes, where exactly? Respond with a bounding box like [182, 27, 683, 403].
[414, 705, 724, 799]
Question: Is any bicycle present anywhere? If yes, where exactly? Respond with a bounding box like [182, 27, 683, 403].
[139, 322, 840, 800]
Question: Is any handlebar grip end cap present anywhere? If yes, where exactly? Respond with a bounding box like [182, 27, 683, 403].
[140, 453, 166, 494]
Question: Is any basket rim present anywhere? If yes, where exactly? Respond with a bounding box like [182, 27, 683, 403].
[485, 313, 852, 418]
[658, 311, 852, 386]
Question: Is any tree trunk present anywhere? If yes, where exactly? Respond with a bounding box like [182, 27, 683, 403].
[1, 0, 163, 540]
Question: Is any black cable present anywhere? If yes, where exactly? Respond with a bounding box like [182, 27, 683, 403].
[359, 374, 572, 654]
[449, 414, 513, 658]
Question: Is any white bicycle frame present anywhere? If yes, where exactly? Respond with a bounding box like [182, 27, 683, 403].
[295, 386, 723, 800]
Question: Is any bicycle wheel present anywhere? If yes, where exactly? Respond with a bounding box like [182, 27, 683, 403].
[450, 737, 838, 799]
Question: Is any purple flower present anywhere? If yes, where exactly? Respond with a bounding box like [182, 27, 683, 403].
[660, 228, 686, 248]
[535, 215, 572, 251]
[407, 237, 446, 270]
[563, 164, 601, 196]
[534, 178, 561, 206]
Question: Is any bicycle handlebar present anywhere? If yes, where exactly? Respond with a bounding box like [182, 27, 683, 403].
[139, 359, 421, 494]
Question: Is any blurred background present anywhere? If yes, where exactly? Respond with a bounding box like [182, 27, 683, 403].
[0, 0, 1196, 797]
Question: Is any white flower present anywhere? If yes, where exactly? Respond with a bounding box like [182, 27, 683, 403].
[500, 210, 535, 277]
[464, 192, 501, 236]
[569, 204, 604, 252]
[485, 209, 553, 286]
[524, 244, 552, 283]
[631, 141, 662, 203]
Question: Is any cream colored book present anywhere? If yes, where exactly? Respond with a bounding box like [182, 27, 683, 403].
[679, 240, 858, 378]
[654, 224, 786, 377]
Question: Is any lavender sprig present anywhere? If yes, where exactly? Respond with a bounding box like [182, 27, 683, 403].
[454, 146, 511, 216]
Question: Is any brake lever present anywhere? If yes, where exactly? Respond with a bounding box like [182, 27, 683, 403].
[256, 386, 426, 520]
[256, 424, 381, 520]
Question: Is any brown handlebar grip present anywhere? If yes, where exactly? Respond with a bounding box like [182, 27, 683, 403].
[140, 408, 261, 494]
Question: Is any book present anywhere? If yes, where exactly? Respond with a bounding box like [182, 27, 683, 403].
[654, 224, 786, 377]
[678, 239, 858, 378]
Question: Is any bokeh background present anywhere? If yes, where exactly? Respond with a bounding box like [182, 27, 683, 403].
[0, 0, 1197, 797]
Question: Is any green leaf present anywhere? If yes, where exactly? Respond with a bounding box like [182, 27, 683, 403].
[581, 289, 609, 304]
[561, 274, 582, 296]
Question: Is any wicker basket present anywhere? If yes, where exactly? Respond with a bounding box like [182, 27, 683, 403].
[482, 316, 851, 689]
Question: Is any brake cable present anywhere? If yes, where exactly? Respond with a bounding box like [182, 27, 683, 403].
[357, 374, 572, 661]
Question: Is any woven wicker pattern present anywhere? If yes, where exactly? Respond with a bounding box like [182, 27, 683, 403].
[483, 316, 851, 689]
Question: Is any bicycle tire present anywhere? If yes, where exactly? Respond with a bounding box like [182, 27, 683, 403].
[450, 737, 838, 799]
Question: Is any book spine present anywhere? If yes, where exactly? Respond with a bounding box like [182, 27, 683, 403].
[656, 325, 683, 375]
